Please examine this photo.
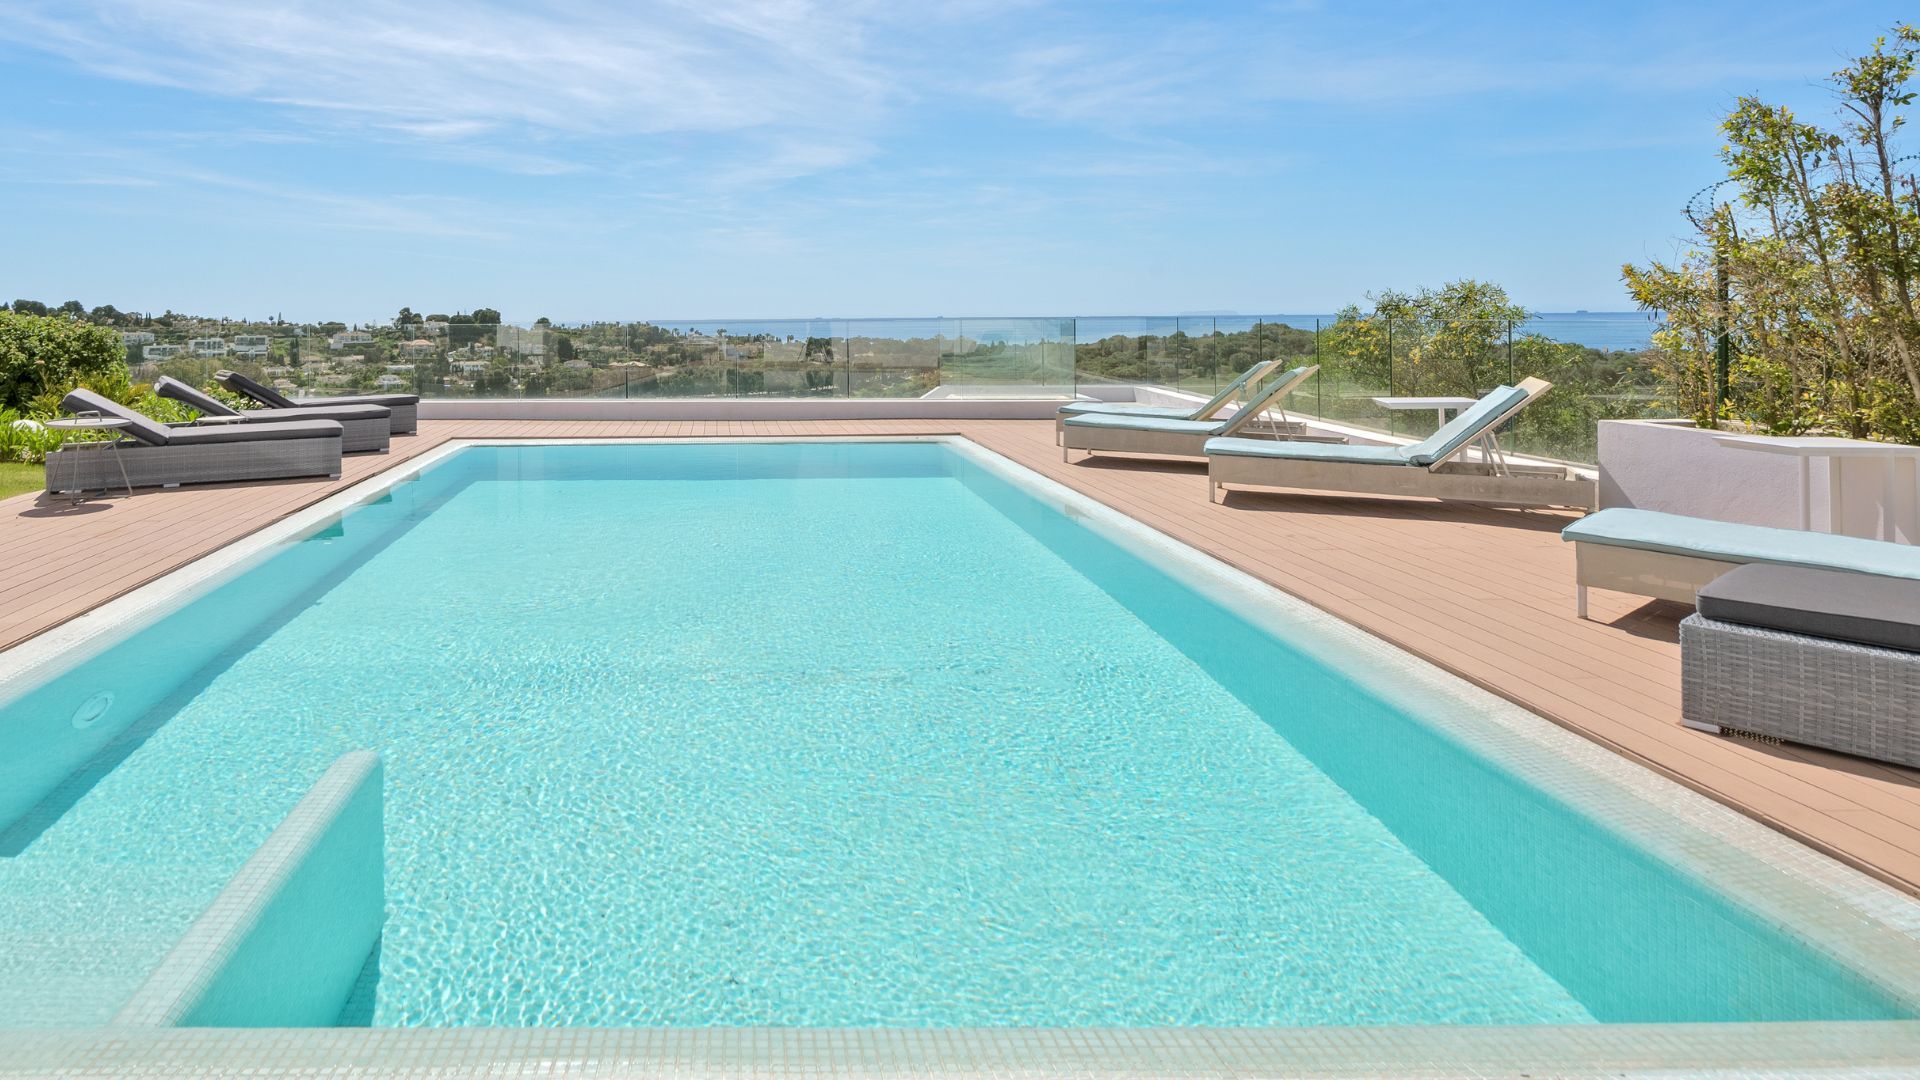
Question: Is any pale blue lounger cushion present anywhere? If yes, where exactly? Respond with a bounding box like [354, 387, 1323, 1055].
[1561, 508, 1920, 581]
[1061, 413, 1228, 435]
[1203, 437, 1414, 466]
[1057, 403, 1197, 420]
[1400, 385, 1529, 466]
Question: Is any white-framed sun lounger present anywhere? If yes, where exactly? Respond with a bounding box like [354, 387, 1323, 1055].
[1560, 507, 1920, 618]
[1061, 364, 1325, 462]
[1203, 377, 1596, 511]
[1054, 359, 1282, 445]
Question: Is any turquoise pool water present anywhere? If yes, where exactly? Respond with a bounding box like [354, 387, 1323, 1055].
[0, 441, 1912, 1029]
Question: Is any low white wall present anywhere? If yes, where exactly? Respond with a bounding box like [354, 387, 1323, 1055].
[1598, 419, 1918, 540]
[420, 397, 1069, 421]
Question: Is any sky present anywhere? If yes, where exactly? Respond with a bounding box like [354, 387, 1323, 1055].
[0, 0, 1911, 324]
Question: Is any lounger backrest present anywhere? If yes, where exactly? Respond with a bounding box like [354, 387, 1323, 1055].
[1189, 360, 1282, 420]
[61, 388, 171, 446]
[1213, 365, 1319, 436]
[216, 369, 297, 409]
[154, 376, 242, 417]
[1397, 379, 1546, 466]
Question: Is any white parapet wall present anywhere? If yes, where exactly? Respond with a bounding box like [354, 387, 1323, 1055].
[420, 397, 1072, 421]
[112, 751, 384, 1028]
[1598, 419, 1918, 540]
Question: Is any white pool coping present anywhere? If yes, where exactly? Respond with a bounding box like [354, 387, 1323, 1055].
[2, 435, 1918, 1077]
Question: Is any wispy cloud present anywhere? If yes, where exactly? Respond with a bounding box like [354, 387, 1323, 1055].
[0, 1, 898, 159]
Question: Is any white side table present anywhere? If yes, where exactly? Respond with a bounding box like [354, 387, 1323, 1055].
[1713, 435, 1920, 540]
[1370, 396, 1480, 429]
[44, 416, 134, 502]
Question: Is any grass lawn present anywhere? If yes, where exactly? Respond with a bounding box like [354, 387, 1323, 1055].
[0, 461, 45, 500]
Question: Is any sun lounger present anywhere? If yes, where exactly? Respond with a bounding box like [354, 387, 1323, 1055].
[1561, 507, 1920, 618]
[1203, 377, 1594, 511]
[43, 389, 343, 493]
[217, 370, 418, 435]
[1061, 364, 1325, 461]
[155, 376, 391, 454]
[1055, 360, 1282, 444]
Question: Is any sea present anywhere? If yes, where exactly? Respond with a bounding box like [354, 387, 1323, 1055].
[650, 312, 1660, 352]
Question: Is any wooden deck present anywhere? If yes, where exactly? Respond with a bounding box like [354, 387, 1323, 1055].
[4, 419, 1918, 896]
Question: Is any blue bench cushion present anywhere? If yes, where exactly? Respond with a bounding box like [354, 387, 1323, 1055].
[1204, 437, 1413, 465]
[1399, 385, 1530, 466]
[1058, 402, 1196, 420]
[1561, 508, 1920, 581]
[1062, 413, 1227, 435]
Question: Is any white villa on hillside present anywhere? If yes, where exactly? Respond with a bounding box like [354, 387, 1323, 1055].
[231, 335, 271, 358]
[329, 330, 375, 350]
[188, 338, 229, 357]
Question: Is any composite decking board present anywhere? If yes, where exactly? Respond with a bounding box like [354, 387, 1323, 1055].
[2, 418, 1918, 897]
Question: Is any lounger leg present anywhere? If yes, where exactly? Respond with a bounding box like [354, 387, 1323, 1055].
[1575, 584, 1588, 620]
[1062, 443, 1068, 463]
[1209, 480, 1219, 504]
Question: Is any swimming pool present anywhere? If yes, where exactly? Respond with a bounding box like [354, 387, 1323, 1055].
[1, 439, 1917, 1032]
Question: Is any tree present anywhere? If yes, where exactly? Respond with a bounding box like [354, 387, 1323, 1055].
[56, 300, 85, 319]
[88, 304, 123, 326]
[0, 310, 129, 409]
[1624, 24, 1920, 441]
[471, 307, 501, 324]
[395, 306, 418, 328]
[10, 300, 48, 316]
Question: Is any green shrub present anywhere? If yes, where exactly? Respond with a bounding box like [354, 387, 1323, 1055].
[0, 311, 128, 410]
[0, 409, 65, 464]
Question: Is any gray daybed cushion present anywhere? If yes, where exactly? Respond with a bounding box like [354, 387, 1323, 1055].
[1697, 563, 1920, 654]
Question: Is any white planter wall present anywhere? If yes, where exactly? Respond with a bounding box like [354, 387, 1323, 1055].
[1598, 420, 1918, 542]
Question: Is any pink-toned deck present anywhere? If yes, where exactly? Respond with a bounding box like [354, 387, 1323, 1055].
[4, 419, 1918, 896]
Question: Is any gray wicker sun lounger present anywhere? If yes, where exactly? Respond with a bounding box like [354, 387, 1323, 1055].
[44, 389, 343, 493]
[216, 369, 418, 435]
[154, 376, 390, 454]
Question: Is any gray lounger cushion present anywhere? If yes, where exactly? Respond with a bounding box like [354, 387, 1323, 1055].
[165, 419, 343, 444]
[1697, 563, 1920, 654]
[158, 376, 388, 426]
[60, 388, 339, 445]
[216, 369, 421, 410]
[295, 392, 420, 408]
[214, 369, 299, 408]
[1562, 509, 1920, 581]
[60, 388, 177, 445]
[153, 376, 242, 416]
